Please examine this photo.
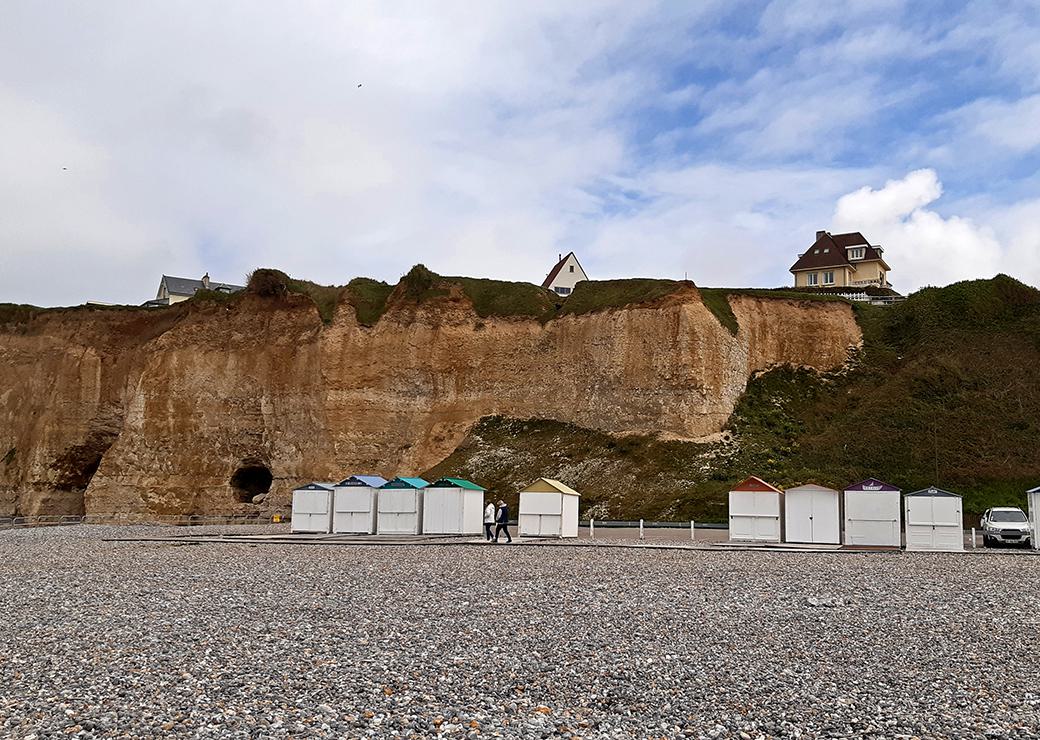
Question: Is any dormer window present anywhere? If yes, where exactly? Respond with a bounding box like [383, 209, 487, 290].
[848, 247, 865, 260]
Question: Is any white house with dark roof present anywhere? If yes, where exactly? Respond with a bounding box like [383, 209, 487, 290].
[790, 231, 892, 289]
[542, 252, 588, 296]
[147, 273, 245, 306]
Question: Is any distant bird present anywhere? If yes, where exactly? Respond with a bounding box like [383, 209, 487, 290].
[357, 83, 362, 88]
[62, 167, 67, 170]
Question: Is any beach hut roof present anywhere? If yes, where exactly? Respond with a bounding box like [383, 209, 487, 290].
[845, 478, 900, 492]
[520, 478, 580, 495]
[381, 476, 429, 489]
[785, 483, 839, 494]
[428, 477, 486, 491]
[336, 474, 388, 488]
[730, 476, 783, 494]
[906, 486, 961, 498]
[294, 482, 335, 491]
[1028, 485, 1040, 494]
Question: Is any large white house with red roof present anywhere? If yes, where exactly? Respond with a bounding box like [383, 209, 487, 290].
[790, 231, 892, 290]
[542, 252, 588, 296]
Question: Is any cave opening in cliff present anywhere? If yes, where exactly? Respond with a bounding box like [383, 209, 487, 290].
[230, 463, 273, 503]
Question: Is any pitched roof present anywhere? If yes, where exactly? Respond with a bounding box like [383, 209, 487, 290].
[428, 477, 487, 491]
[906, 486, 961, 498]
[730, 476, 783, 493]
[1028, 485, 1040, 494]
[831, 232, 869, 248]
[785, 484, 839, 495]
[541, 252, 587, 288]
[523, 477, 580, 495]
[336, 475, 388, 488]
[161, 275, 245, 297]
[294, 482, 335, 491]
[789, 233, 890, 273]
[845, 478, 901, 492]
[381, 476, 429, 489]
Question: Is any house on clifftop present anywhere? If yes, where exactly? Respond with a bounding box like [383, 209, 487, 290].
[146, 273, 245, 306]
[790, 231, 892, 290]
[542, 252, 588, 296]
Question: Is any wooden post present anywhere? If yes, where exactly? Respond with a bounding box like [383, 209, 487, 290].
[590, 518, 595, 540]
[690, 520, 695, 541]
[639, 519, 644, 540]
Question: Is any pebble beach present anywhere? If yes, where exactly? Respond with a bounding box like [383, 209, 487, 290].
[1, 525, 1038, 739]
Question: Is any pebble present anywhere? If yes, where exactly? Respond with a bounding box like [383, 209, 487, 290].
[0, 525, 1038, 738]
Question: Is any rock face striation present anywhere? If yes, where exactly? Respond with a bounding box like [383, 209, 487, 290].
[0, 284, 860, 516]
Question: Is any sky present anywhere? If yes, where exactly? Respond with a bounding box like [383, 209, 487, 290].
[2, 1, 1040, 306]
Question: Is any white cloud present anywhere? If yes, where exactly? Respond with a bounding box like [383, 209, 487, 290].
[832, 170, 1006, 291]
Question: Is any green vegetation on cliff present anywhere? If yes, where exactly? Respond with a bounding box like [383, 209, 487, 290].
[427, 275, 1040, 521]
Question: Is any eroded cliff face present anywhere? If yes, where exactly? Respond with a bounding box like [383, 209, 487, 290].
[0, 287, 861, 516]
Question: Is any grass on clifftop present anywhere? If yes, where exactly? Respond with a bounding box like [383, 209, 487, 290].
[558, 278, 684, 316]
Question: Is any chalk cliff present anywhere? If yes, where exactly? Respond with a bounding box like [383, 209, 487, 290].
[0, 278, 861, 517]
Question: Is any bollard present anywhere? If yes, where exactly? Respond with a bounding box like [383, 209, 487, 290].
[590, 518, 595, 540]
[691, 520, 695, 541]
[639, 519, 644, 540]
[971, 528, 976, 549]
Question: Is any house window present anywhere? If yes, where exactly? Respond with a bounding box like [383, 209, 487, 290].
[848, 247, 865, 260]
[569, 265, 574, 273]
[823, 271, 835, 285]
[555, 286, 571, 295]
[807, 273, 819, 286]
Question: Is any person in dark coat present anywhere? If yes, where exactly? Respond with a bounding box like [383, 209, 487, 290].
[494, 499, 512, 543]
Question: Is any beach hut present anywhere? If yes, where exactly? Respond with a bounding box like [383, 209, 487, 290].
[728, 476, 783, 543]
[844, 478, 901, 547]
[422, 478, 486, 535]
[904, 487, 964, 552]
[518, 478, 580, 538]
[332, 475, 388, 534]
[784, 484, 841, 545]
[1028, 485, 1040, 550]
[376, 477, 429, 535]
[291, 482, 335, 533]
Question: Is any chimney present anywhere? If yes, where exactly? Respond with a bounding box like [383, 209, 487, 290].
[201, 272, 210, 289]
[558, 253, 562, 262]
[815, 230, 827, 240]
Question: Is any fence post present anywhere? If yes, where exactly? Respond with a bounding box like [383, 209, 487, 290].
[690, 520, 695, 541]
[639, 519, 644, 540]
[590, 518, 595, 540]
[971, 528, 977, 549]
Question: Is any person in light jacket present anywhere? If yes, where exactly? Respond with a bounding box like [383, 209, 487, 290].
[483, 500, 496, 541]
[494, 499, 512, 544]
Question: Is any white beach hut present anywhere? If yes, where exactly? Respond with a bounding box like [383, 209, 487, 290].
[518, 478, 580, 538]
[728, 476, 783, 543]
[843, 478, 902, 547]
[376, 477, 429, 535]
[904, 486, 964, 552]
[422, 478, 486, 535]
[784, 484, 841, 545]
[332, 475, 388, 534]
[291, 482, 336, 533]
[1028, 485, 1040, 551]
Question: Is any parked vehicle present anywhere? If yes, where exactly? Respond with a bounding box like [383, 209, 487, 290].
[980, 507, 1031, 547]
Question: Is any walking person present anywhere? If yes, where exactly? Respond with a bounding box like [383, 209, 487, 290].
[483, 499, 496, 541]
[494, 499, 512, 543]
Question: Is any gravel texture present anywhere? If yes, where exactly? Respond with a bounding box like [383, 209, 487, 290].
[2, 525, 1039, 739]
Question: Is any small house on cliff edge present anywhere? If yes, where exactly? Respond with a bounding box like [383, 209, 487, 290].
[542, 252, 588, 297]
